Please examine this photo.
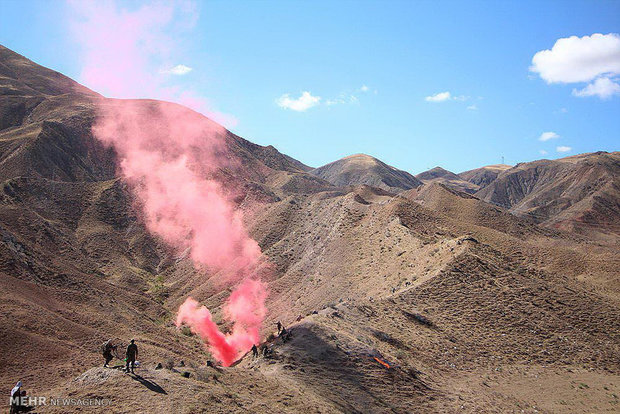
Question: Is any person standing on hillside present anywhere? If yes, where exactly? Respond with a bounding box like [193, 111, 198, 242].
[276, 321, 282, 334]
[280, 326, 290, 343]
[102, 339, 117, 368]
[9, 381, 22, 414]
[125, 339, 138, 374]
[251, 344, 258, 358]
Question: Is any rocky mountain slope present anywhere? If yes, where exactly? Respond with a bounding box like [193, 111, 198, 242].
[0, 45, 618, 413]
[475, 152, 620, 238]
[458, 164, 511, 189]
[415, 166, 479, 194]
[310, 153, 422, 192]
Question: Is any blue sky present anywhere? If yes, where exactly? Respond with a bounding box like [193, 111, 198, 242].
[1, 0, 619, 173]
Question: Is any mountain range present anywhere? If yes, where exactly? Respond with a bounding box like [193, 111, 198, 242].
[0, 45, 618, 413]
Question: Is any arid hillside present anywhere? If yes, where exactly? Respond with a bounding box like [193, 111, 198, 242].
[415, 166, 479, 194]
[458, 164, 511, 189]
[0, 45, 619, 414]
[311, 153, 422, 192]
[475, 152, 620, 238]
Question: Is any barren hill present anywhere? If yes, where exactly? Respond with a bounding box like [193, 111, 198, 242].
[415, 166, 479, 194]
[458, 164, 511, 189]
[310, 153, 422, 192]
[0, 45, 96, 98]
[1, 45, 619, 413]
[475, 152, 620, 238]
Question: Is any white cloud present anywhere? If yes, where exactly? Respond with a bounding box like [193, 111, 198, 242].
[556, 146, 572, 153]
[530, 33, 620, 83]
[161, 64, 193, 75]
[530, 33, 620, 100]
[539, 149, 548, 155]
[425, 91, 451, 102]
[467, 104, 478, 110]
[572, 76, 620, 99]
[276, 91, 321, 111]
[281, 87, 372, 110]
[539, 131, 560, 141]
[325, 92, 362, 106]
[425, 91, 471, 103]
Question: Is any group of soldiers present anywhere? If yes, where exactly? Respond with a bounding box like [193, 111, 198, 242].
[102, 339, 139, 373]
[12, 322, 292, 413]
[10, 321, 295, 414]
[250, 321, 292, 358]
[104, 320, 291, 370]
[8, 340, 139, 413]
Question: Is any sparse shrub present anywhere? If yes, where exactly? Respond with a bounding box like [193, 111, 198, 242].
[149, 274, 168, 303]
[181, 326, 193, 336]
[371, 329, 409, 350]
[194, 368, 211, 382]
[402, 310, 433, 327]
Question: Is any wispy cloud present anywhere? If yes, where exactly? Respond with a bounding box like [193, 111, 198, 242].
[467, 104, 478, 110]
[539, 131, 560, 141]
[556, 146, 572, 153]
[530, 33, 620, 100]
[276, 91, 321, 112]
[161, 64, 193, 75]
[572, 76, 620, 99]
[425, 91, 452, 102]
[278, 85, 373, 111]
[425, 91, 471, 103]
[539, 149, 548, 155]
[326, 94, 360, 106]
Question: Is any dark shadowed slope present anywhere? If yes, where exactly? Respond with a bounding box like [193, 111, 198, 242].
[310, 153, 422, 192]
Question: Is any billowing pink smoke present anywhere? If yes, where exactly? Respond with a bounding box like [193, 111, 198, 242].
[70, 0, 267, 366]
[94, 100, 261, 271]
[177, 279, 267, 366]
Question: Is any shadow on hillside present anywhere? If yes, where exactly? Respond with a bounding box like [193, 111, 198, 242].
[280, 325, 437, 414]
[129, 374, 167, 394]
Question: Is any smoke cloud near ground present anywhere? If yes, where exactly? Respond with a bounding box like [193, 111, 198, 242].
[176, 279, 267, 366]
[69, 0, 268, 366]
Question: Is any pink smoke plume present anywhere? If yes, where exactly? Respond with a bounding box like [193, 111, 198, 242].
[176, 279, 267, 366]
[70, 0, 267, 366]
[93, 100, 261, 271]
